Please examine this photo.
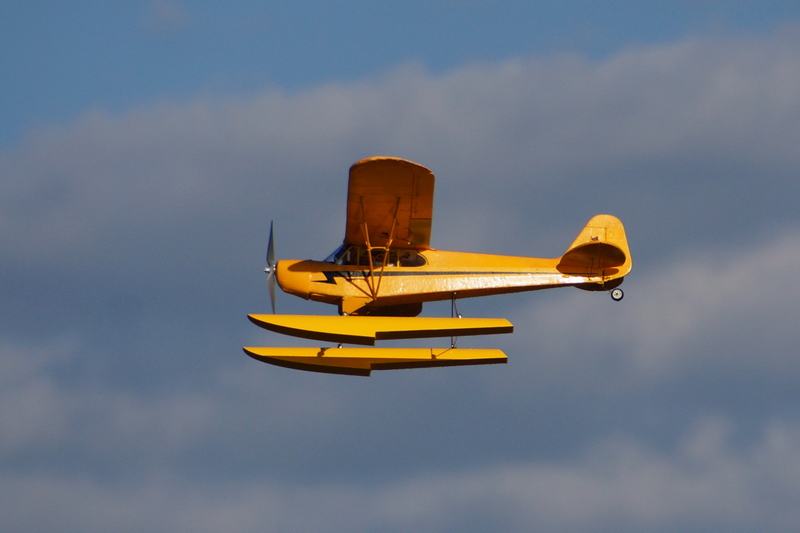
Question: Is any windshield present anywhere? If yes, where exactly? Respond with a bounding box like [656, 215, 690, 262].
[323, 244, 349, 263]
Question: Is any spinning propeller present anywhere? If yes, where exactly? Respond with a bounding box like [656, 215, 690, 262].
[264, 221, 277, 313]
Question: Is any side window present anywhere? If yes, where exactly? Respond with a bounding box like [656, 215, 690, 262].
[399, 251, 426, 267]
[326, 246, 426, 267]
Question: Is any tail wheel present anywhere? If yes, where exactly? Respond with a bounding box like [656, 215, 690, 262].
[610, 288, 624, 301]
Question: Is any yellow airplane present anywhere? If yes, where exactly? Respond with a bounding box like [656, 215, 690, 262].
[245, 156, 631, 375]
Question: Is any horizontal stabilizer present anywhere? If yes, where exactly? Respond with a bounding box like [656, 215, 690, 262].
[243, 346, 507, 376]
[248, 314, 514, 345]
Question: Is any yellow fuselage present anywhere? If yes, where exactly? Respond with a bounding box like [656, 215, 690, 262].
[277, 248, 622, 315]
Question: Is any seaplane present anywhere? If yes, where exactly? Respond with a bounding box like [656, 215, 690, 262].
[245, 156, 631, 376]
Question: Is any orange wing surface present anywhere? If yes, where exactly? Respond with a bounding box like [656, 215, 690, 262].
[344, 157, 435, 250]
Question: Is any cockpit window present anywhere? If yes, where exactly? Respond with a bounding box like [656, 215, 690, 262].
[399, 251, 427, 267]
[323, 245, 426, 267]
[323, 244, 349, 264]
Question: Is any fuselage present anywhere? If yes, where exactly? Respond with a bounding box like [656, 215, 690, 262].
[277, 246, 623, 315]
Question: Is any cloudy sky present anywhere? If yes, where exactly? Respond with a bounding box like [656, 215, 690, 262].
[3, 2, 800, 531]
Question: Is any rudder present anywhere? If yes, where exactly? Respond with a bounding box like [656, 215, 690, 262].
[557, 215, 631, 281]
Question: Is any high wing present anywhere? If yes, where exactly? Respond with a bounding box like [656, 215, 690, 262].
[344, 157, 435, 250]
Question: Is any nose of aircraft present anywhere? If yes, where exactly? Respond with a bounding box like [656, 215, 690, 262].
[276, 260, 312, 300]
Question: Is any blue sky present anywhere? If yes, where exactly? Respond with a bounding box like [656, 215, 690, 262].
[3, 2, 800, 532]
[4, 1, 800, 144]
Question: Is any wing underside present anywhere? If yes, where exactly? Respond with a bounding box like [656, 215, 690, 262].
[344, 157, 435, 250]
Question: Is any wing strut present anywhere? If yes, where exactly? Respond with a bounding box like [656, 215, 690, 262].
[359, 196, 401, 301]
[450, 292, 462, 348]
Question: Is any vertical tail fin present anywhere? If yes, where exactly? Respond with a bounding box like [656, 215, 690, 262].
[557, 215, 631, 282]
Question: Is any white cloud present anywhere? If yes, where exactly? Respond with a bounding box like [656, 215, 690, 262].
[0, 341, 216, 458]
[3, 28, 800, 264]
[1, 417, 798, 533]
[0, 341, 79, 452]
[0, 338, 362, 462]
[502, 229, 800, 392]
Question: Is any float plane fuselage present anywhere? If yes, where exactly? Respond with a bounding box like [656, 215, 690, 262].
[246, 157, 631, 375]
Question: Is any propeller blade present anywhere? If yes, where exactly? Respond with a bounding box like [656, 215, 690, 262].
[267, 269, 276, 314]
[265, 220, 277, 314]
[266, 221, 275, 269]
